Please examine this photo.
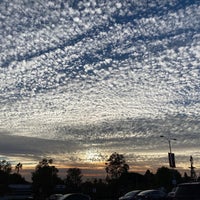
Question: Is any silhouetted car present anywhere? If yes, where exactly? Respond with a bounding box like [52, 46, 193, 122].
[173, 182, 200, 200]
[49, 194, 63, 200]
[58, 193, 91, 200]
[166, 187, 177, 200]
[135, 189, 166, 200]
[119, 190, 142, 200]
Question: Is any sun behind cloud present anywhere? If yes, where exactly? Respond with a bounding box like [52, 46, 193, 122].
[83, 148, 108, 163]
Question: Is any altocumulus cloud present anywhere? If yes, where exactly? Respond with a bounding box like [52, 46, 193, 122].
[0, 0, 200, 174]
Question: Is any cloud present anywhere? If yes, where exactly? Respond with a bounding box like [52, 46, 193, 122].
[0, 132, 80, 160]
[0, 0, 200, 176]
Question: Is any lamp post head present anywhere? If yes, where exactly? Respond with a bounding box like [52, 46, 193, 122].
[160, 135, 177, 141]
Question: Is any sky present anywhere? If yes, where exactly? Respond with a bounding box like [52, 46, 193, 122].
[0, 0, 200, 181]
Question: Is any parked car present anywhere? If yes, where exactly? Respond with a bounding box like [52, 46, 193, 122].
[173, 182, 200, 200]
[119, 190, 142, 200]
[135, 189, 166, 200]
[49, 194, 63, 200]
[58, 193, 91, 200]
[166, 187, 177, 200]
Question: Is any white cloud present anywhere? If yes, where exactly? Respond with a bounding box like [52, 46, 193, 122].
[0, 0, 200, 174]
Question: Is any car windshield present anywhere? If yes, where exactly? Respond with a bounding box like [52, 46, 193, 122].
[138, 190, 165, 196]
[60, 194, 90, 200]
[125, 191, 141, 197]
[138, 190, 154, 195]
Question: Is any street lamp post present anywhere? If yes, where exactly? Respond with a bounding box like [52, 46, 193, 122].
[160, 135, 176, 154]
[160, 135, 177, 168]
[160, 135, 177, 186]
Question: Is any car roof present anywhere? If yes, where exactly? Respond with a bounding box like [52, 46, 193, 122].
[60, 193, 90, 200]
[178, 182, 200, 186]
[125, 190, 141, 195]
[138, 189, 160, 194]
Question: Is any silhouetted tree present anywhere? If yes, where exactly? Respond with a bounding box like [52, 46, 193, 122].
[105, 152, 129, 180]
[9, 173, 26, 184]
[81, 179, 93, 196]
[155, 166, 182, 191]
[15, 162, 22, 174]
[32, 159, 59, 199]
[0, 170, 9, 193]
[38, 158, 53, 167]
[0, 160, 12, 174]
[119, 172, 146, 194]
[0, 160, 12, 195]
[65, 168, 82, 192]
[144, 169, 155, 188]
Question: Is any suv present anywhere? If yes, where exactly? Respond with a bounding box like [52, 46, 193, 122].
[173, 182, 200, 200]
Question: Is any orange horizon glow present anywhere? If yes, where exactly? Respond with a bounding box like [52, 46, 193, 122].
[18, 159, 194, 183]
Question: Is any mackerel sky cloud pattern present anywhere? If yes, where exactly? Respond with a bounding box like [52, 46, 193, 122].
[0, 0, 200, 173]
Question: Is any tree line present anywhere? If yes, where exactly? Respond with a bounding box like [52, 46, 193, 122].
[0, 152, 198, 199]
